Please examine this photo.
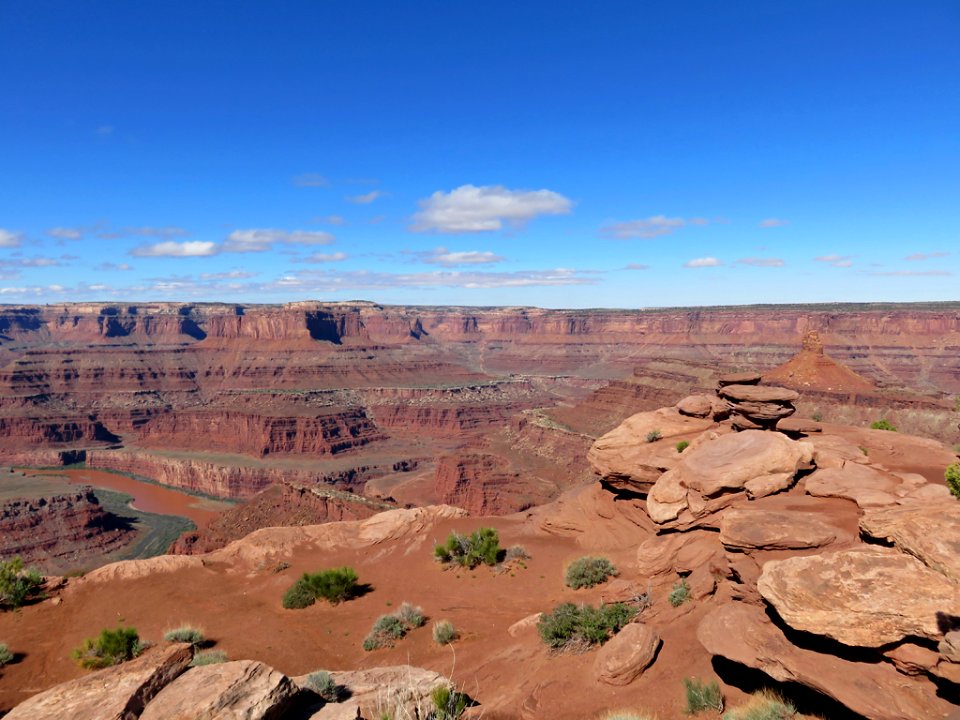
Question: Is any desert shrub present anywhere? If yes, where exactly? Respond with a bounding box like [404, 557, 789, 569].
[669, 579, 691, 607]
[282, 567, 360, 609]
[163, 625, 204, 646]
[191, 649, 227, 666]
[306, 670, 341, 701]
[433, 619, 458, 645]
[363, 613, 409, 651]
[537, 602, 637, 650]
[0, 557, 43, 610]
[396, 602, 425, 628]
[0, 643, 13, 666]
[646, 429, 662, 443]
[676, 440, 690, 453]
[954, 396, 960, 412]
[722, 690, 796, 720]
[72, 627, 142, 669]
[432, 685, 469, 720]
[683, 677, 724, 714]
[434, 527, 501, 568]
[946, 463, 960, 500]
[565, 556, 618, 589]
[870, 418, 897, 431]
[811, 410, 823, 422]
[504, 545, 530, 561]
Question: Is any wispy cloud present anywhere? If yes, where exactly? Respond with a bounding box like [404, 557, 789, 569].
[736, 257, 784, 267]
[814, 254, 853, 268]
[98, 226, 188, 240]
[600, 215, 705, 240]
[200, 270, 257, 280]
[95, 262, 133, 271]
[96, 125, 115, 136]
[870, 270, 952, 277]
[904, 251, 949, 261]
[409, 247, 505, 267]
[47, 227, 83, 240]
[277, 267, 597, 290]
[130, 241, 218, 257]
[0, 230, 23, 248]
[301, 252, 348, 263]
[292, 173, 330, 187]
[316, 215, 346, 226]
[684, 257, 723, 268]
[223, 229, 335, 253]
[347, 190, 385, 204]
[411, 184, 572, 233]
[758, 218, 789, 228]
[624, 263, 650, 270]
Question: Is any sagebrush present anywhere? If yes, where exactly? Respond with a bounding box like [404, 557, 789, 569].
[537, 602, 636, 650]
[0, 557, 43, 610]
[564, 556, 618, 589]
[434, 527, 501, 568]
[683, 677, 724, 714]
[72, 627, 143, 669]
[282, 567, 360, 609]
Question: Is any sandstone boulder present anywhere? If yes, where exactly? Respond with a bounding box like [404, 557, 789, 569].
[939, 631, 960, 663]
[804, 463, 900, 508]
[776, 417, 822, 436]
[717, 371, 762, 386]
[883, 643, 941, 676]
[859, 503, 960, 581]
[593, 623, 660, 686]
[300, 666, 451, 720]
[636, 530, 723, 577]
[697, 603, 954, 720]
[647, 431, 813, 525]
[757, 547, 960, 647]
[719, 508, 847, 550]
[5, 643, 193, 720]
[676, 394, 713, 418]
[140, 660, 297, 720]
[718, 385, 801, 404]
[587, 408, 713, 492]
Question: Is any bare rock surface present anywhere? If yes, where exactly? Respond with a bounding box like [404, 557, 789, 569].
[587, 408, 714, 491]
[676, 394, 714, 418]
[718, 385, 801, 404]
[140, 660, 297, 720]
[757, 547, 960, 647]
[647, 430, 813, 525]
[804, 463, 901, 508]
[717, 371, 762, 386]
[697, 603, 954, 720]
[719, 507, 847, 550]
[299, 666, 450, 720]
[5, 643, 193, 720]
[593, 623, 660, 686]
[859, 503, 960, 581]
[776, 417, 822, 435]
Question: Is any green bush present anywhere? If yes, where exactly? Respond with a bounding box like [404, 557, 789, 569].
[432, 619, 458, 645]
[564, 556, 618, 589]
[306, 670, 340, 702]
[0, 557, 43, 610]
[0, 643, 13, 666]
[72, 627, 142, 669]
[946, 463, 960, 500]
[363, 613, 408, 651]
[811, 410, 823, 422]
[434, 527, 501, 569]
[163, 625, 204, 646]
[396, 602, 425, 628]
[669, 579, 691, 607]
[675, 440, 690, 453]
[282, 567, 360, 609]
[723, 690, 796, 720]
[870, 418, 897, 431]
[646, 429, 662, 443]
[432, 685, 469, 720]
[190, 649, 227, 666]
[683, 677, 724, 714]
[537, 602, 637, 650]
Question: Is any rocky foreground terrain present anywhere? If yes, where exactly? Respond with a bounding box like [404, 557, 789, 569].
[0, 369, 958, 719]
[1, 301, 959, 565]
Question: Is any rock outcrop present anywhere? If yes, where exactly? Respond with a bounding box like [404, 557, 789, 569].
[592, 623, 660, 685]
[859, 502, 960, 581]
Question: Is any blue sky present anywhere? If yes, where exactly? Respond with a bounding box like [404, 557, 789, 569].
[1, 1, 958, 308]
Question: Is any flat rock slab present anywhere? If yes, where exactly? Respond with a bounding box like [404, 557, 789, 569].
[647, 430, 813, 525]
[5, 643, 194, 720]
[757, 547, 960, 647]
[805, 463, 901, 508]
[719, 508, 848, 550]
[860, 503, 960, 581]
[301, 666, 450, 720]
[776, 417, 822, 435]
[697, 603, 955, 720]
[717, 372, 762, 386]
[593, 623, 660, 686]
[140, 660, 297, 720]
[718, 384, 800, 403]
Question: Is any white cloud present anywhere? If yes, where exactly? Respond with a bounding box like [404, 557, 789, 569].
[624, 263, 650, 270]
[0, 230, 23, 248]
[870, 270, 952, 277]
[413, 247, 505, 267]
[736, 257, 785, 267]
[277, 267, 596, 291]
[130, 241, 218, 257]
[814, 254, 853, 268]
[200, 270, 257, 280]
[684, 257, 723, 268]
[47, 227, 83, 240]
[302, 252, 348, 263]
[223, 229, 335, 253]
[347, 190, 385, 204]
[600, 216, 699, 240]
[292, 173, 330, 187]
[98, 226, 188, 239]
[411, 184, 572, 233]
[96, 262, 133, 271]
[905, 251, 949, 261]
[317, 215, 346, 225]
[759, 218, 789, 228]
